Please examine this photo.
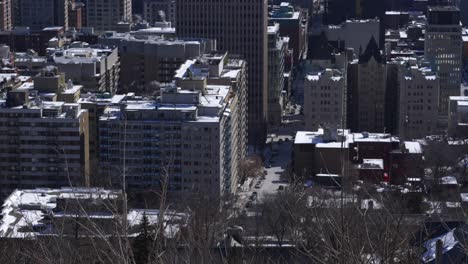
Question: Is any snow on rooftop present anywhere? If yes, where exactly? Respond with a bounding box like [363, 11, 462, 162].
[294, 130, 323, 144]
[404, 141, 422, 154]
[440, 176, 458, 185]
[422, 229, 458, 263]
[0, 188, 187, 239]
[221, 69, 240, 79]
[460, 193, 468, 202]
[360, 159, 384, 170]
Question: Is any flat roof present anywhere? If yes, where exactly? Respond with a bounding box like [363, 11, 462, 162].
[404, 141, 422, 154]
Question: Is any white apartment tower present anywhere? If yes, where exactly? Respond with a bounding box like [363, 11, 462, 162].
[99, 54, 247, 197]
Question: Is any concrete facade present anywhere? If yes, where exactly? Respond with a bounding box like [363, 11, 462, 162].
[0, 76, 89, 197]
[305, 68, 345, 131]
[0, 0, 12, 31]
[99, 54, 247, 197]
[397, 59, 440, 139]
[83, 0, 132, 32]
[325, 19, 380, 54]
[269, 2, 307, 63]
[14, 0, 68, 30]
[143, 0, 176, 26]
[99, 32, 215, 94]
[176, 0, 269, 147]
[267, 24, 287, 127]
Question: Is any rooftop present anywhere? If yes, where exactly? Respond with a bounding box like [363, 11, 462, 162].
[0, 188, 187, 239]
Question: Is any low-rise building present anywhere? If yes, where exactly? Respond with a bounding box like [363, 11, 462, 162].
[0, 188, 187, 239]
[293, 129, 422, 185]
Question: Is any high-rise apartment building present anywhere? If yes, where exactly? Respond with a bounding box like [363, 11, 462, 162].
[0, 69, 89, 197]
[99, 32, 215, 94]
[269, 2, 308, 63]
[305, 68, 345, 131]
[143, 0, 176, 26]
[78, 93, 126, 186]
[176, 0, 268, 146]
[348, 37, 387, 132]
[397, 59, 440, 139]
[267, 23, 287, 126]
[83, 0, 132, 32]
[14, 0, 68, 30]
[425, 6, 462, 115]
[0, 0, 12, 31]
[99, 54, 247, 197]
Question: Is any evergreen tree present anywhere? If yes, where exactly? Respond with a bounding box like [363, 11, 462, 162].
[133, 212, 151, 264]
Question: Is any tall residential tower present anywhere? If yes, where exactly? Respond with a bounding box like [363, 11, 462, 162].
[176, 0, 268, 146]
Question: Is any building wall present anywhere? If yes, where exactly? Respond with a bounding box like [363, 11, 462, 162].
[0, 0, 12, 31]
[304, 69, 345, 131]
[176, 0, 268, 146]
[356, 58, 386, 132]
[84, 0, 132, 32]
[143, 0, 176, 26]
[14, 0, 68, 30]
[99, 107, 227, 196]
[0, 107, 89, 197]
[448, 96, 468, 138]
[270, 8, 307, 63]
[17, 47, 120, 94]
[268, 26, 286, 126]
[99, 36, 213, 94]
[325, 19, 380, 54]
[68, 1, 83, 30]
[398, 66, 440, 139]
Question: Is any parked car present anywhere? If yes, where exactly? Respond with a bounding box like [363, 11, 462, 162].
[266, 164, 272, 168]
[246, 201, 252, 208]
